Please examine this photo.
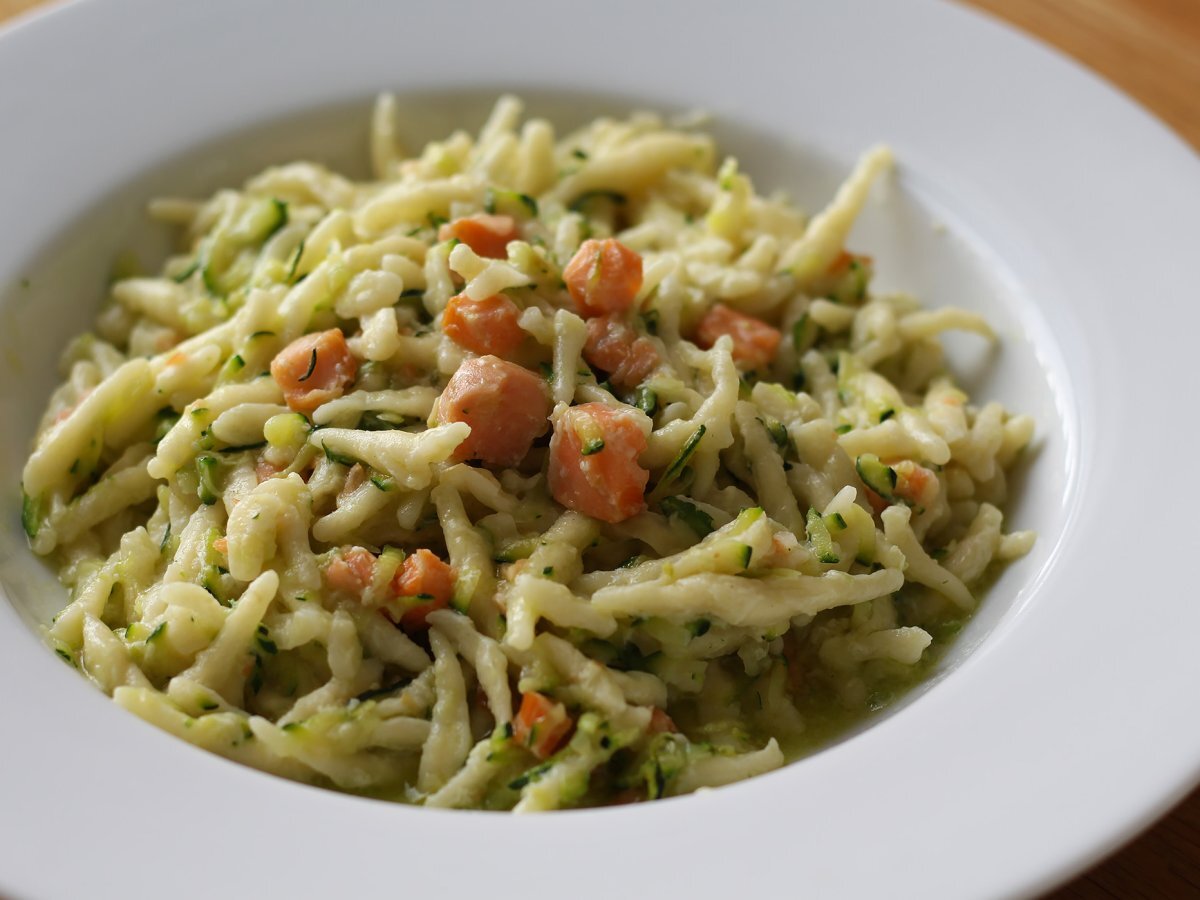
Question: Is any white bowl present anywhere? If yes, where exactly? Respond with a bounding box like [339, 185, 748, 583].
[1, 2, 1197, 898]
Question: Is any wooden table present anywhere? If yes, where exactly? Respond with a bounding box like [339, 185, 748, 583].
[1, 0, 1198, 896]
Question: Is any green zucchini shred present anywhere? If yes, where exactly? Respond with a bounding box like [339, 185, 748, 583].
[20, 490, 42, 539]
[805, 507, 840, 564]
[195, 454, 221, 506]
[634, 384, 658, 416]
[660, 496, 714, 538]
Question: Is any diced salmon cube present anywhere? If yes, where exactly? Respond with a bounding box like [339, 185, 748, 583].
[549, 402, 649, 523]
[563, 238, 643, 317]
[438, 213, 518, 259]
[694, 303, 781, 370]
[583, 314, 660, 390]
[390, 548, 455, 631]
[513, 691, 573, 760]
[442, 292, 525, 358]
[325, 546, 377, 594]
[270, 328, 358, 414]
[436, 355, 550, 468]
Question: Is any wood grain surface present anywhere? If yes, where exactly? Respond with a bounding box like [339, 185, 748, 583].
[1, 1, 1197, 898]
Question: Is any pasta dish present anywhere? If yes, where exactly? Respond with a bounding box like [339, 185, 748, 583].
[20, 96, 1034, 810]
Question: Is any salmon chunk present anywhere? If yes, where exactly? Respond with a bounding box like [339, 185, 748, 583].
[583, 314, 660, 390]
[549, 402, 649, 523]
[438, 213, 518, 259]
[563, 238, 644, 317]
[390, 548, 455, 631]
[270, 329, 358, 414]
[442, 292, 525, 357]
[437, 355, 550, 467]
[694, 304, 781, 370]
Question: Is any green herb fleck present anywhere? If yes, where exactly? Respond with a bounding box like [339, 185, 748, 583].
[296, 348, 318, 383]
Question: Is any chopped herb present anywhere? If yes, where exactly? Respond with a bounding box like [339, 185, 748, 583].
[428, 212, 449, 229]
[834, 423, 853, 435]
[878, 408, 895, 423]
[660, 496, 714, 538]
[296, 348, 318, 383]
[146, 622, 166, 643]
[369, 474, 395, 492]
[198, 699, 219, 711]
[572, 148, 588, 160]
[159, 522, 172, 553]
[542, 566, 554, 577]
[581, 438, 605, 456]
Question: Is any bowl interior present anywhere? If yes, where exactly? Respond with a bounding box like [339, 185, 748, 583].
[0, 86, 1078, 763]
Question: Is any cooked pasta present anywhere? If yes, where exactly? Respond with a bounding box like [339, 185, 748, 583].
[21, 95, 1035, 810]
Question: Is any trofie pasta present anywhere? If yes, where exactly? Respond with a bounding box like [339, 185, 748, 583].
[21, 96, 1035, 811]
